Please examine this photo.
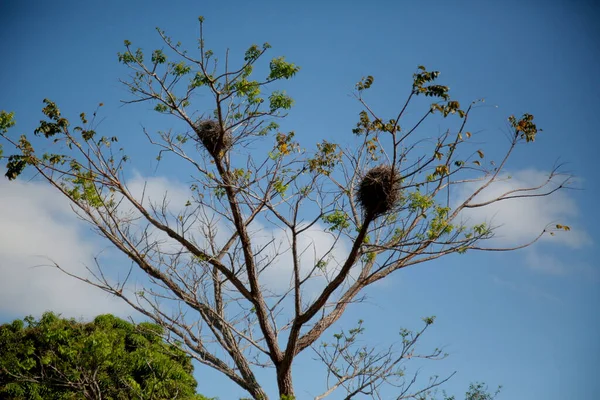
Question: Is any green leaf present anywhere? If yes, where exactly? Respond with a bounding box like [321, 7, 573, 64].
[154, 103, 169, 113]
[307, 140, 341, 175]
[268, 91, 294, 113]
[322, 210, 350, 231]
[244, 44, 261, 62]
[81, 130, 96, 141]
[0, 312, 205, 399]
[356, 75, 374, 91]
[151, 49, 167, 64]
[0, 110, 16, 134]
[268, 57, 300, 80]
[5, 154, 29, 180]
[171, 61, 191, 76]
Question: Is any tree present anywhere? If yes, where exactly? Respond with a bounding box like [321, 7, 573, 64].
[0, 312, 210, 400]
[0, 17, 571, 399]
[443, 383, 502, 400]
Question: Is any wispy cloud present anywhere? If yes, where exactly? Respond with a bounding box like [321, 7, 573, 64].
[524, 249, 568, 275]
[492, 275, 562, 304]
[524, 247, 598, 280]
[456, 169, 590, 249]
[0, 175, 133, 320]
[124, 174, 355, 295]
[125, 172, 191, 211]
[454, 169, 591, 275]
[249, 220, 352, 295]
[0, 171, 350, 321]
[3, 166, 588, 321]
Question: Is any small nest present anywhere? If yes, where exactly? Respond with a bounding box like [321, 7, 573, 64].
[193, 119, 232, 158]
[357, 165, 402, 218]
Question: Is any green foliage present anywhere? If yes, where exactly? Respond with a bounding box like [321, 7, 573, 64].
[66, 170, 105, 208]
[0, 312, 209, 400]
[267, 57, 300, 80]
[442, 382, 501, 400]
[154, 103, 169, 113]
[315, 259, 328, 270]
[232, 168, 252, 186]
[431, 100, 465, 118]
[329, 320, 365, 345]
[0, 110, 15, 158]
[307, 140, 341, 175]
[190, 72, 213, 88]
[322, 210, 350, 231]
[117, 41, 144, 64]
[244, 44, 262, 62]
[473, 222, 491, 236]
[412, 66, 449, 101]
[257, 121, 279, 136]
[268, 91, 294, 113]
[34, 99, 69, 138]
[5, 135, 35, 181]
[352, 110, 371, 135]
[151, 49, 167, 64]
[356, 75, 374, 91]
[351, 108, 400, 136]
[171, 61, 192, 76]
[408, 191, 435, 213]
[233, 79, 262, 103]
[0, 110, 15, 134]
[2, 101, 130, 207]
[272, 177, 289, 196]
[3, 100, 76, 180]
[427, 206, 453, 239]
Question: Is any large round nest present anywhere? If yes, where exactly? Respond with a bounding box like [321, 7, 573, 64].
[193, 119, 232, 157]
[357, 165, 402, 217]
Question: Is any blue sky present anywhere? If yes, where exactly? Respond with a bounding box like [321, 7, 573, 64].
[1, 1, 599, 399]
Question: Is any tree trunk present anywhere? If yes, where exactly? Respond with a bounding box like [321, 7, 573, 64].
[277, 366, 295, 399]
[250, 386, 269, 400]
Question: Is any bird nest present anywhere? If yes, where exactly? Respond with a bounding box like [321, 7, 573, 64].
[193, 119, 232, 158]
[357, 165, 402, 217]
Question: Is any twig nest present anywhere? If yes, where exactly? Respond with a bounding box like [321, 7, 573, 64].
[357, 165, 402, 217]
[194, 119, 232, 158]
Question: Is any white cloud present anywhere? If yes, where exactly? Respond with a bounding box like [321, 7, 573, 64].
[116, 175, 357, 314]
[455, 169, 592, 249]
[250, 221, 352, 294]
[0, 175, 133, 320]
[126, 172, 191, 211]
[14, 168, 583, 320]
[120, 173, 201, 254]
